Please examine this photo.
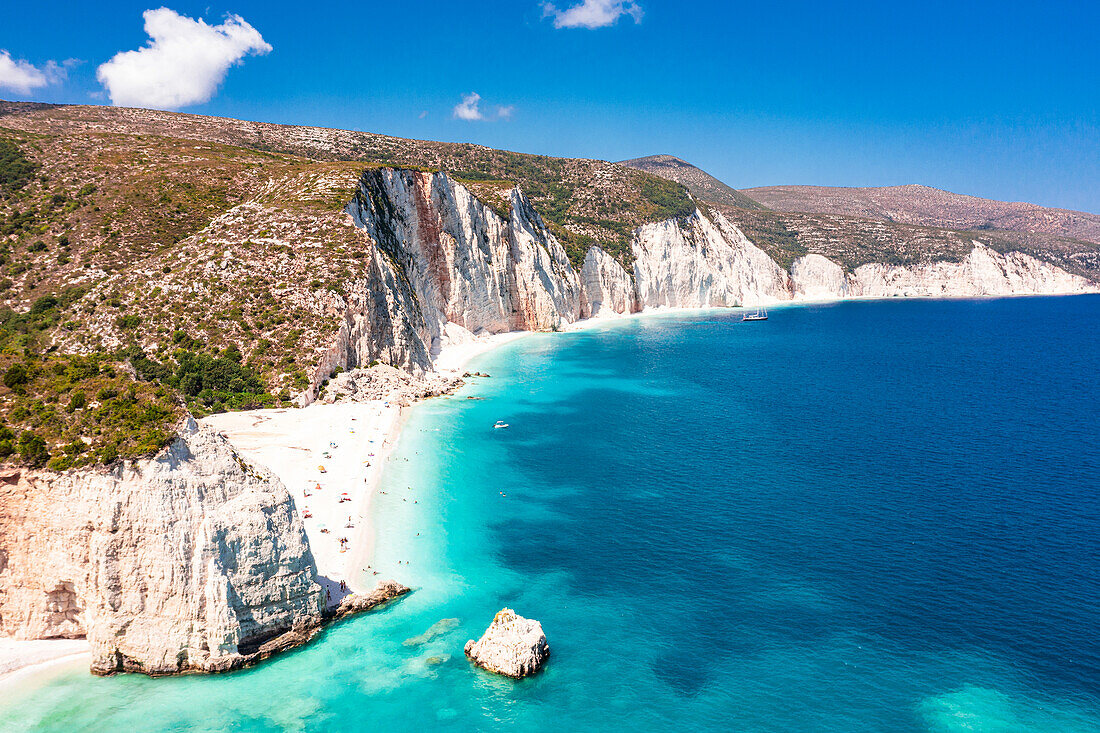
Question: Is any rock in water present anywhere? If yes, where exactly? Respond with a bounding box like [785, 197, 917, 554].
[464, 608, 549, 678]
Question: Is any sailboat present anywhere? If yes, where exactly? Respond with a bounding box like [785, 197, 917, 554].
[742, 306, 768, 322]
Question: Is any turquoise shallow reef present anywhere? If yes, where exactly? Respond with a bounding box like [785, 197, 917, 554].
[3, 296, 1099, 732]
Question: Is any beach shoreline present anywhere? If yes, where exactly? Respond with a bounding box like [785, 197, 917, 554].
[0, 639, 91, 690]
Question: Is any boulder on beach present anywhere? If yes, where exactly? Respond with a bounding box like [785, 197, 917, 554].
[464, 608, 549, 678]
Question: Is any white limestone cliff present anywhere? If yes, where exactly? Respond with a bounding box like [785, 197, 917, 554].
[846, 243, 1096, 298]
[347, 170, 581, 359]
[790, 243, 1096, 300]
[336, 170, 1095, 383]
[0, 418, 327, 675]
[631, 211, 791, 309]
[791, 254, 851, 300]
[579, 245, 635, 317]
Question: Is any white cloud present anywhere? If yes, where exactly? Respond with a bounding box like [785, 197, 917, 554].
[542, 0, 643, 29]
[96, 8, 272, 110]
[453, 92, 484, 120]
[453, 93, 515, 122]
[0, 51, 72, 94]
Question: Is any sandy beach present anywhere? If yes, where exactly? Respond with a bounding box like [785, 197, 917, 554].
[0, 639, 90, 689]
[201, 401, 400, 598]
[201, 328, 534, 599]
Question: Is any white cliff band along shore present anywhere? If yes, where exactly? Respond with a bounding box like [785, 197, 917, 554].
[322, 167, 1096, 391]
[0, 416, 408, 677]
[1, 165, 1097, 682]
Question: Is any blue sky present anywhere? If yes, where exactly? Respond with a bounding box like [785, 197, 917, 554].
[2, 0, 1098, 212]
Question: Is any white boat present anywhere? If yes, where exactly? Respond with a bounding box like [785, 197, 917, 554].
[742, 307, 768, 322]
[494, 421, 510, 429]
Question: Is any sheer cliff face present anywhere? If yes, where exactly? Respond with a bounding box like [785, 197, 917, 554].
[791, 243, 1097, 300]
[331, 169, 1094, 383]
[348, 170, 580, 356]
[0, 419, 324, 675]
[631, 211, 792, 308]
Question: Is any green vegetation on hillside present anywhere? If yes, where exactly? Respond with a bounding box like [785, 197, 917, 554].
[619, 155, 765, 211]
[0, 289, 181, 469]
[0, 138, 38, 196]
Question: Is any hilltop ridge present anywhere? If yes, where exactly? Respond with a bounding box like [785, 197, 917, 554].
[744, 183, 1100, 245]
[619, 154, 764, 210]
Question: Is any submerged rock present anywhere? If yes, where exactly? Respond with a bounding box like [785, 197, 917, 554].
[403, 617, 460, 647]
[464, 608, 549, 679]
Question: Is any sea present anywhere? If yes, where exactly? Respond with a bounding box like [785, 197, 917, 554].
[3, 296, 1099, 732]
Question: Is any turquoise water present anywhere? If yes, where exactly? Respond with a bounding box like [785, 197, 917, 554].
[3, 296, 1100, 732]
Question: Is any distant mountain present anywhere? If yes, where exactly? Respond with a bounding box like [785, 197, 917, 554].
[619, 154, 764, 210]
[743, 184, 1100, 246]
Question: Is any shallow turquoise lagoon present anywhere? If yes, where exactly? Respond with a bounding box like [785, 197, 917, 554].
[3, 296, 1099, 731]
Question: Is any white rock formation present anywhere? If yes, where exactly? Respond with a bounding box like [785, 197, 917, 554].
[0, 417, 326, 675]
[791, 253, 851, 300]
[336, 169, 1096, 382]
[464, 608, 549, 678]
[348, 170, 582, 358]
[790, 243, 1097, 300]
[580, 245, 635, 317]
[847, 243, 1096, 298]
[631, 211, 790, 309]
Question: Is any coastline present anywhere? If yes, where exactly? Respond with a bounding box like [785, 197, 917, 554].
[216, 292, 1100, 588]
[6, 293, 1095, 689]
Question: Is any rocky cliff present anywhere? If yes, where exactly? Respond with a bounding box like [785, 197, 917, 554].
[0, 417, 328, 675]
[332, 172, 1096, 379]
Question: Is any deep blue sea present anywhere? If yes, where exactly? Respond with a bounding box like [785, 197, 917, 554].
[4, 296, 1099, 732]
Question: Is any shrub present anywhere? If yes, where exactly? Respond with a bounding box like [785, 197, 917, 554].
[68, 391, 86, 411]
[3, 363, 30, 391]
[0, 140, 38, 195]
[17, 431, 49, 466]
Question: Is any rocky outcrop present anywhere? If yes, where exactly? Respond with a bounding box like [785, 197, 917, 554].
[791, 243, 1097, 300]
[0, 417, 407, 676]
[464, 608, 549, 679]
[338, 170, 1096, 383]
[318, 364, 462, 406]
[580, 246, 636, 317]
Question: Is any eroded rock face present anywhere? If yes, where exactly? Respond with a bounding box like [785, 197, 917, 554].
[348, 170, 582, 357]
[0, 418, 327, 675]
[318, 364, 462, 406]
[337, 170, 1096, 387]
[580, 245, 636, 317]
[789, 243, 1098, 300]
[464, 608, 549, 679]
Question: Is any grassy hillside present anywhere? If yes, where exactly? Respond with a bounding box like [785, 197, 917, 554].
[0, 102, 703, 467]
[0, 102, 696, 268]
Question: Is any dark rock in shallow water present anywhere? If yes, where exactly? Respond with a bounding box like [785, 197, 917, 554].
[464, 608, 549, 679]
